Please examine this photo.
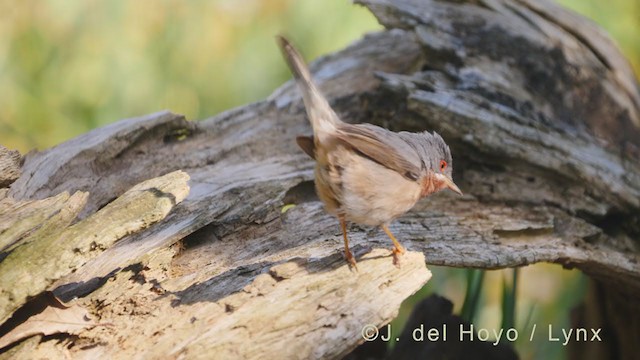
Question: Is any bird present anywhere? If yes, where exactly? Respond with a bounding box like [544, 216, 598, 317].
[276, 35, 462, 268]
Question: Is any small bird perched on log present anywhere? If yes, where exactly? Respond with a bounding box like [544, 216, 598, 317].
[277, 35, 462, 268]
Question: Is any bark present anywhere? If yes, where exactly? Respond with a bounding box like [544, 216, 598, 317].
[0, 145, 21, 188]
[1, 0, 639, 358]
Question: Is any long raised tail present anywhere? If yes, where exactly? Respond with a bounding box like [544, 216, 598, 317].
[276, 35, 340, 141]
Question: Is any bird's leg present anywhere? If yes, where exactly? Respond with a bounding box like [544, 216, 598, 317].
[339, 216, 357, 270]
[381, 224, 405, 265]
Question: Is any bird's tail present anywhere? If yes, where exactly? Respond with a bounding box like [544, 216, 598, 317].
[276, 35, 339, 139]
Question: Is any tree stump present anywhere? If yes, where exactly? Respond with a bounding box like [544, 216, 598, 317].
[1, 0, 638, 358]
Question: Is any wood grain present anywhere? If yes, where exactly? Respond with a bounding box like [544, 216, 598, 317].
[1, 0, 638, 358]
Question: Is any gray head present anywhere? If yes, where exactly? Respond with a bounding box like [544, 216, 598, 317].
[398, 131, 461, 197]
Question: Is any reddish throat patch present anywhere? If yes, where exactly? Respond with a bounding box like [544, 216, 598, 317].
[420, 173, 450, 197]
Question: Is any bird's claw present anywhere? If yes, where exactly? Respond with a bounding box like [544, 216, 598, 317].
[345, 250, 359, 272]
[391, 246, 405, 267]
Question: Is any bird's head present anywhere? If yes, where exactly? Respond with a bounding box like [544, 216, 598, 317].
[407, 131, 462, 197]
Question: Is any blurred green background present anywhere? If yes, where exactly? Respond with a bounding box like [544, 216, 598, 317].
[1, 0, 638, 152]
[1, 1, 637, 359]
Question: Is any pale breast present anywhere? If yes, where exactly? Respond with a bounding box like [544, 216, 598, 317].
[326, 146, 422, 226]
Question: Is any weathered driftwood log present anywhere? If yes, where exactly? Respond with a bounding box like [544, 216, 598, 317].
[0, 171, 190, 324]
[0, 146, 21, 189]
[1, 0, 639, 358]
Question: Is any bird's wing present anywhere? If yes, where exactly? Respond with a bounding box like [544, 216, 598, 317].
[296, 135, 316, 159]
[334, 123, 422, 181]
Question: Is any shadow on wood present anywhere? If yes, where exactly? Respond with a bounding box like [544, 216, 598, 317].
[1, 0, 639, 358]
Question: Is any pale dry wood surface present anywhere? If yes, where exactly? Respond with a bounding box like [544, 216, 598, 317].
[0, 145, 21, 188]
[1, 0, 639, 358]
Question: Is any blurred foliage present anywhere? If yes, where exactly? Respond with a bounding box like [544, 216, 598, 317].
[559, 0, 640, 74]
[1, 0, 637, 152]
[391, 265, 586, 359]
[0, 0, 381, 151]
[0, 1, 634, 359]
[460, 269, 485, 323]
[500, 268, 518, 332]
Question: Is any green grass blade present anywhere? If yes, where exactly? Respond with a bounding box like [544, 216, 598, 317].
[501, 268, 519, 332]
[460, 269, 485, 323]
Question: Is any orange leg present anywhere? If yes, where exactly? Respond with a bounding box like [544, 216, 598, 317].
[340, 216, 358, 270]
[381, 224, 405, 265]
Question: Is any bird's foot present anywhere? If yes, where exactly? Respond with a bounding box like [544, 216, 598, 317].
[345, 250, 358, 272]
[391, 245, 406, 267]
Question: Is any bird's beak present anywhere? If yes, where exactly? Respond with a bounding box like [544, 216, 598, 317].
[437, 174, 463, 195]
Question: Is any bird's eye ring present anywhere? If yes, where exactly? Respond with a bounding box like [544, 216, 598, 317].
[440, 160, 447, 172]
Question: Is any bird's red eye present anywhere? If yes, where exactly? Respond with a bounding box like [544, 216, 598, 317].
[440, 160, 447, 172]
